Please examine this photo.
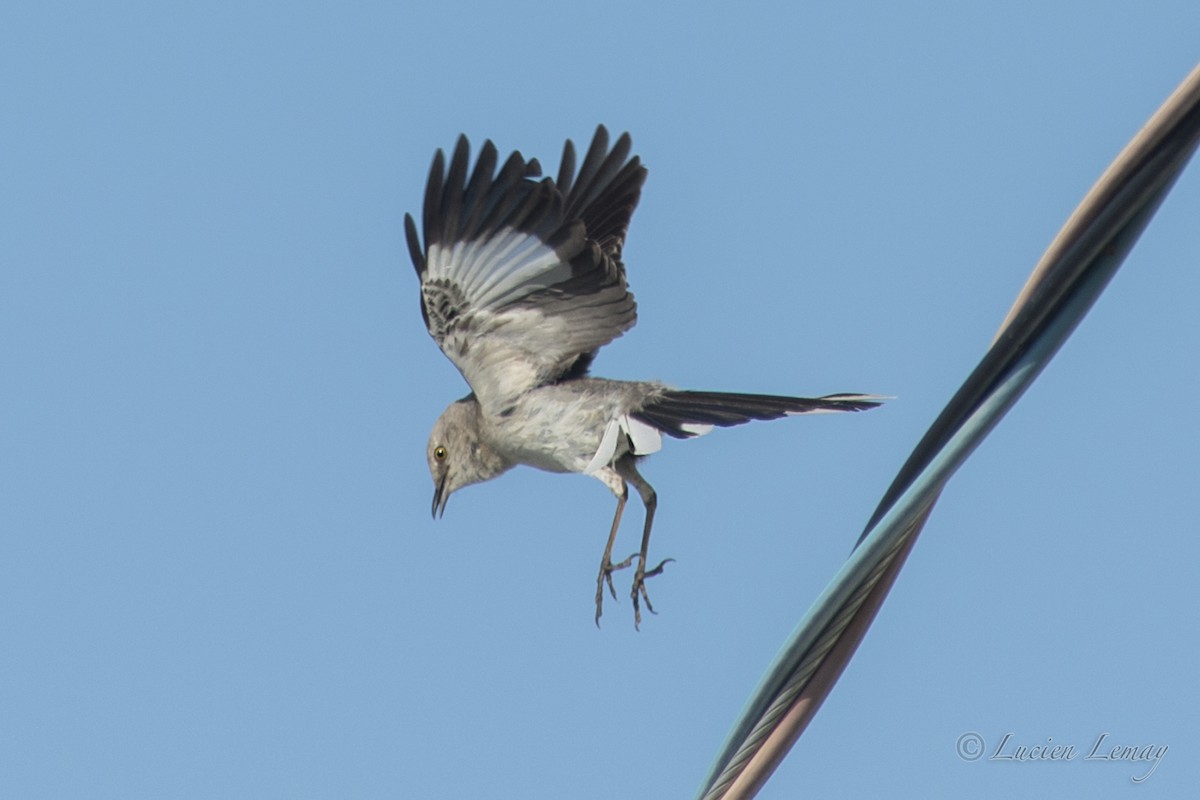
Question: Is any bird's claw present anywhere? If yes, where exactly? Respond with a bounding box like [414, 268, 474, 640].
[631, 558, 675, 630]
[594, 552, 639, 627]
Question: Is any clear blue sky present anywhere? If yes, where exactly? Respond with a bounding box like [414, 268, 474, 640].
[3, 3, 1198, 798]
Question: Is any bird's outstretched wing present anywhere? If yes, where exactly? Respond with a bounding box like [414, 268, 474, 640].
[406, 126, 646, 416]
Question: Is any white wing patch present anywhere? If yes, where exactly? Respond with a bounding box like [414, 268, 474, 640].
[583, 414, 666, 474]
[422, 226, 636, 416]
[427, 234, 571, 313]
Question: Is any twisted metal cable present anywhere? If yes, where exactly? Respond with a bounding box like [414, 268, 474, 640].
[698, 63, 1200, 800]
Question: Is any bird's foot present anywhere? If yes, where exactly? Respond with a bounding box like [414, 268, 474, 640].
[594, 552, 638, 627]
[631, 558, 675, 630]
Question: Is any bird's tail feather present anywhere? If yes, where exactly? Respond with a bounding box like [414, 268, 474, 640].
[632, 390, 884, 439]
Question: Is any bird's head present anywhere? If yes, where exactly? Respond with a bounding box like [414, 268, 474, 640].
[427, 396, 512, 518]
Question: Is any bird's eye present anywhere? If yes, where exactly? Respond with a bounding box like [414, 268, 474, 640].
[434, 446, 447, 461]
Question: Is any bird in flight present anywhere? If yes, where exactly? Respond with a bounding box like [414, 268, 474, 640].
[405, 126, 882, 627]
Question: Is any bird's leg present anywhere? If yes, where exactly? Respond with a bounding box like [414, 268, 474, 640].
[615, 455, 674, 629]
[594, 482, 633, 627]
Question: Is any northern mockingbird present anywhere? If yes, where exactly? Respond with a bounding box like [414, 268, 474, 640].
[405, 126, 882, 627]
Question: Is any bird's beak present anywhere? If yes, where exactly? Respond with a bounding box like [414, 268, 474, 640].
[432, 473, 449, 519]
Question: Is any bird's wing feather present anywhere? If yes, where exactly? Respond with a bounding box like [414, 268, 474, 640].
[407, 126, 646, 416]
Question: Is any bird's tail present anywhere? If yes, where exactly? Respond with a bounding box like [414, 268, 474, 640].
[632, 390, 884, 439]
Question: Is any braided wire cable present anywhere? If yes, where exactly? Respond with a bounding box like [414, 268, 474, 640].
[698, 63, 1200, 800]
